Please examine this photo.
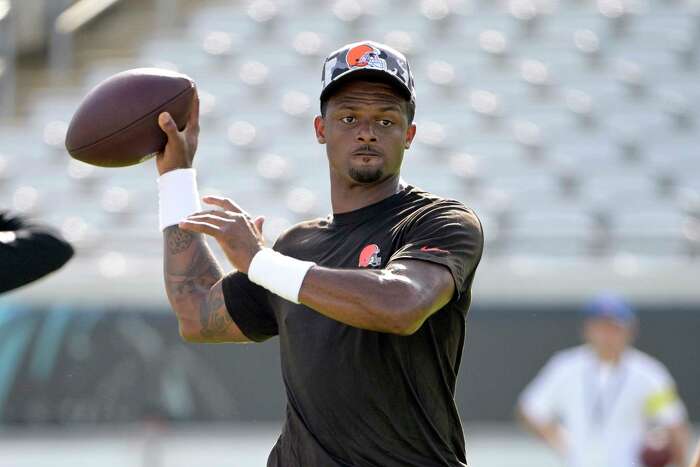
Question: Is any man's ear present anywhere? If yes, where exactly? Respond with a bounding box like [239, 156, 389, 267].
[404, 123, 417, 150]
[314, 115, 326, 144]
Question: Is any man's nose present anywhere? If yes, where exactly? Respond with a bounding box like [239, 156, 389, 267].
[355, 120, 377, 143]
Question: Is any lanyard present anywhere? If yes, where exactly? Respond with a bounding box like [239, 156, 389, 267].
[585, 360, 628, 429]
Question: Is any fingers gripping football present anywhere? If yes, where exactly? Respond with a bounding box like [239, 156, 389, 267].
[156, 91, 200, 176]
[179, 197, 265, 274]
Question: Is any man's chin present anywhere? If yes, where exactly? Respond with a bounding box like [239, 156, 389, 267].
[349, 168, 383, 184]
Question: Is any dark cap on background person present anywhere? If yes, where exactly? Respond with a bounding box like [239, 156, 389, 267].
[319, 40, 416, 105]
[582, 292, 637, 326]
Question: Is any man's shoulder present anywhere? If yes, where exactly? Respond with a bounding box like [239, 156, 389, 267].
[407, 186, 473, 211]
[405, 186, 481, 227]
[626, 348, 672, 380]
[272, 216, 330, 252]
[547, 345, 589, 371]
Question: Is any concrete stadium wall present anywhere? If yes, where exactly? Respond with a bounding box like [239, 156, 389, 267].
[458, 303, 700, 421]
[0, 302, 697, 424]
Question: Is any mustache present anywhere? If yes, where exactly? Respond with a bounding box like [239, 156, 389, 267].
[351, 145, 383, 157]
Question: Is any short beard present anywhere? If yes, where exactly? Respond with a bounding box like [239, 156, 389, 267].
[349, 167, 383, 184]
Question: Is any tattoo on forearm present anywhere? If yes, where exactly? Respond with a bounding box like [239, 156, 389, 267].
[164, 227, 221, 292]
[163, 226, 226, 336]
[166, 227, 194, 255]
[166, 247, 217, 295]
[199, 285, 232, 338]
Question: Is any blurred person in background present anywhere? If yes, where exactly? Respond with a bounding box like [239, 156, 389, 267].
[0, 210, 74, 293]
[155, 41, 483, 466]
[518, 293, 689, 467]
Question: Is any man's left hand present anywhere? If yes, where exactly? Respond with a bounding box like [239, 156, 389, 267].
[179, 196, 265, 274]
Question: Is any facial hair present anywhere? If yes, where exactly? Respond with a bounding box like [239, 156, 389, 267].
[349, 167, 383, 184]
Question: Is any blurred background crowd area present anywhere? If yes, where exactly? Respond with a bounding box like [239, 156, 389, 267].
[0, 0, 698, 302]
[0, 0, 698, 466]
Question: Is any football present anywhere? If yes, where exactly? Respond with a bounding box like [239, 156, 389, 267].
[640, 429, 673, 467]
[65, 68, 195, 167]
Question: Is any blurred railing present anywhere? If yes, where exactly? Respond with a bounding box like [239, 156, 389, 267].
[50, 0, 121, 79]
[49, 0, 179, 79]
[0, 0, 14, 117]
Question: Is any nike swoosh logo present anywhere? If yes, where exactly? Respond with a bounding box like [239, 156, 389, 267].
[420, 246, 449, 253]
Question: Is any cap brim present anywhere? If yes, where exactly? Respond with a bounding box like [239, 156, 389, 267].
[320, 68, 413, 103]
[584, 312, 635, 326]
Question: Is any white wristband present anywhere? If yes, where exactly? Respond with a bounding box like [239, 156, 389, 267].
[248, 248, 315, 304]
[157, 168, 202, 231]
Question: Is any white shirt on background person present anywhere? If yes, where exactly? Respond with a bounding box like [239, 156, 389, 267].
[519, 345, 687, 467]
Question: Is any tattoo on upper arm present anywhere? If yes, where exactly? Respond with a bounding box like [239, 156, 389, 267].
[199, 283, 232, 339]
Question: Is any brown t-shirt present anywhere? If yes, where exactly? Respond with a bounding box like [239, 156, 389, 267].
[222, 185, 484, 467]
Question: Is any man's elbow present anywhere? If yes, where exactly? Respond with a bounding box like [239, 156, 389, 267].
[382, 292, 428, 336]
[177, 319, 205, 343]
[377, 271, 455, 336]
[387, 312, 423, 336]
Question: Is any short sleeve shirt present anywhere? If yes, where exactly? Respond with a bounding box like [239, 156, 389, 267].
[519, 345, 687, 467]
[222, 185, 484, 467]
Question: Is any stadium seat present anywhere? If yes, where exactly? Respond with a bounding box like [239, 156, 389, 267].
[100, 186, 135, 223]
[2, 0, 695, 261]
[226, 120, 259, 154]
[504, 209, 598, 256]
[584, 177, 676, 220]
[426, 60, 458, 96]
[280, 90, 313, 124]
[292, 31, 325, 61]
[612, 210, 689, 256]
[66, 158, 103, 194]
[256, 153, 292, 188]
[597, 0, 632, 37]
[512, 120, 545, 160]
[564, 88, 597, 128]
[478, 29, 510, 68]
[508, 0, 542, 38]
[285, 186, 320, 220]
[200, 31, 235, 72]
[573, 28, 603, 69]
[12, 185, 40, 215]
[383, 30, 415, 55]
[660, 90, 693, 131]
[469, 88, 505, 130]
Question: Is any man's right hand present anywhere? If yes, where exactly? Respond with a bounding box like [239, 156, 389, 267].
[156, 91, 200, 176]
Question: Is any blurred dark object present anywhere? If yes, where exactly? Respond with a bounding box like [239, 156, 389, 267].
[640, 428, 673, 467]
[0, 210, 74, 293]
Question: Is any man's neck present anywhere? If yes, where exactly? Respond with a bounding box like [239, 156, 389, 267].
[592, 348, 625, 366]
[330, 173, 403, 214]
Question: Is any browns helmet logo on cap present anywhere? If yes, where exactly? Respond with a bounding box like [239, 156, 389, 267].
[346, 44, 387, 71]
[358, 244, 382, 268]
